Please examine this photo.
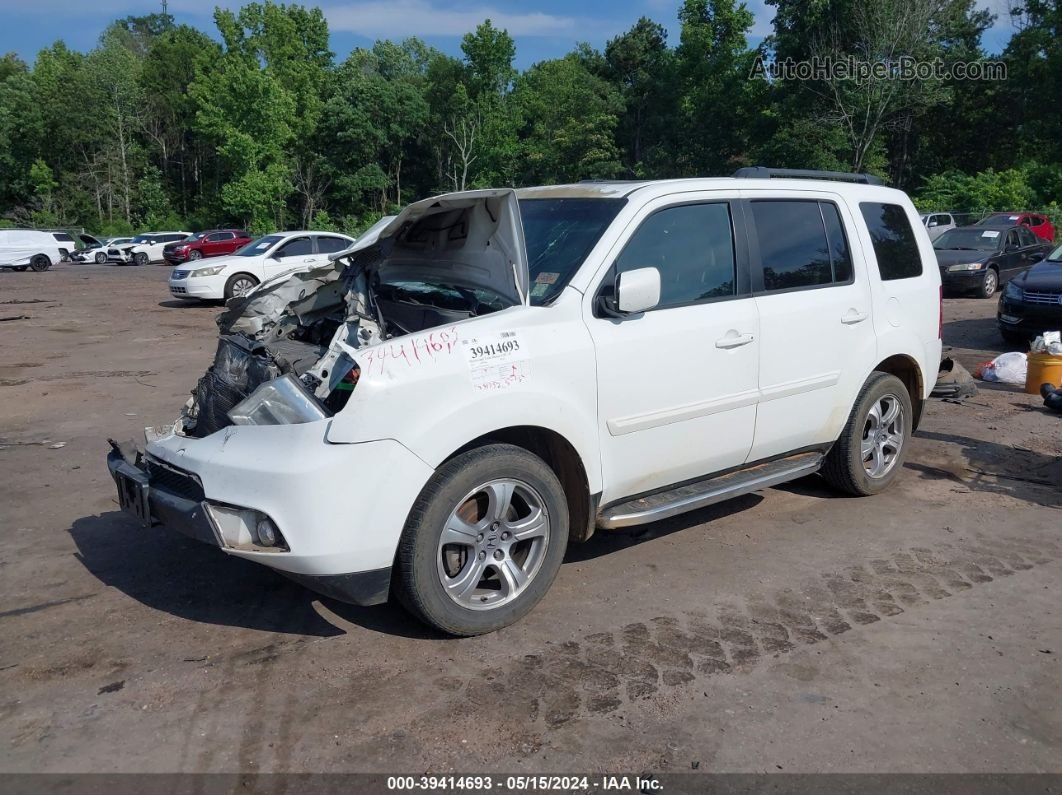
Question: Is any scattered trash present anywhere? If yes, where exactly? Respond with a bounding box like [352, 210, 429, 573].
[97, 680, 125, 695]
[1030, 331, 1062, 355]
[932, 357, 977, 400]
[974, 352, 1027, 385]
[48, 442, 65, 449]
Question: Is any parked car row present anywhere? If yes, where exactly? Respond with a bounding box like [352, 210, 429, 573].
[168, 231, 355, 300]
[934, 223, 1052, 298]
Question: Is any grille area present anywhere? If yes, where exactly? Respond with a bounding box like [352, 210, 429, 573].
[1021, 289, 1062, 306]
[147, 460, 205, 502]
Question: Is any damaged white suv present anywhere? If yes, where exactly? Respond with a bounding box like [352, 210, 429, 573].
[108, 169, 942, 636]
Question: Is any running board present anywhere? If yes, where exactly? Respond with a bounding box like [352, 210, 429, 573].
[596, 452, 824, 530]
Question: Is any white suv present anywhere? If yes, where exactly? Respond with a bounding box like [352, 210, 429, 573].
[108, 170, 942, 636]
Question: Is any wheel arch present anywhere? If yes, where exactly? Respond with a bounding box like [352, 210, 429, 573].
[871, 354, 925, 430]
[443, 425, 598, 544]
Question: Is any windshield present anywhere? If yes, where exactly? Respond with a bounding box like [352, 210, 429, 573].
[519, 198, 626, 305]
[1047, 243, 1062, 262]
[933, 228, 1003, 251]
[235, 235, 283, 256]
[976, 213, 1021, 225]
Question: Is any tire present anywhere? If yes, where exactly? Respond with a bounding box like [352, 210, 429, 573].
[29, 254, 51, 272]
[822, 372, 913, 497]
[94, 251, 107, 264]
[395, 444, 569, 636]
[224, 273, 259, 300]
[978, 267, 999, 298]
[134, 252, 149, 266]
[189, 249, 202, 260]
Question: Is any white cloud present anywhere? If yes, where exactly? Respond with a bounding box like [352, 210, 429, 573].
[322, 0, 584, 38]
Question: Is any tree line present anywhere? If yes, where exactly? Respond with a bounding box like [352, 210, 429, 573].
[0, 0, 1059, 237]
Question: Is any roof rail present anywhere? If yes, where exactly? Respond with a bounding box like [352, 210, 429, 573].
[733, 167, 883, 186]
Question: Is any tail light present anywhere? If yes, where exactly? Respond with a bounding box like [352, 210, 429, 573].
[938, 286, 943, 339]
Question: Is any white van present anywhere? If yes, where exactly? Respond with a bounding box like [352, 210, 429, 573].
[0, 229, 61, 271]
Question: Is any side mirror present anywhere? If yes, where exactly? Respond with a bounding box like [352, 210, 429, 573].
[1030, 252, 1044, 262]
[616, 267, 661, 315]
[927, 220, 938, 228]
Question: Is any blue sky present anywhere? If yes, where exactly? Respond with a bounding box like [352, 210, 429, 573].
[0, 0, 1019, 69]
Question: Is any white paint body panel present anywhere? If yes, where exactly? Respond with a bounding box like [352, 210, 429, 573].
[143, 178, 942, 579]
[0, 229, 61, 269]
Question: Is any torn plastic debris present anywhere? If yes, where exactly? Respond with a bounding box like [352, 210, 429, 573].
[931, 357, 977, 400]
[974, 351, 1028, 384]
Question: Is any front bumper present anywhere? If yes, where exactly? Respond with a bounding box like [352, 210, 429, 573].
[104, 423, 434, 604]
[168, 275, 225, 299]
[163, 251, 191, 265]
[939, 266, 987, 292]
[998, 295, 1062, 338]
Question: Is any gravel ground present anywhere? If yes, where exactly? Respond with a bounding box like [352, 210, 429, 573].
[0, 262, 1059, 774]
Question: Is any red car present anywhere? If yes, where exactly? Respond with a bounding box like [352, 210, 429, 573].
[162, 229, 252, 264]
[976, 212, 1055, 243]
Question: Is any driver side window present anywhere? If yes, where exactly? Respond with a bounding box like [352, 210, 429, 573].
[276, 236, 312, 258]
[614, 203, 737, 310]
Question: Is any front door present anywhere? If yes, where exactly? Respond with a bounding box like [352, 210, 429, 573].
[587, 197, 760, 504]
[264, 235, 315, 278]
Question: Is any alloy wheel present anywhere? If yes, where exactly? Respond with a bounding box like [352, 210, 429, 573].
[861, 394, 905, 478]
[436, 479, 550, 611]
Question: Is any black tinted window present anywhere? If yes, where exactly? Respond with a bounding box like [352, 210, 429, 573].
[315, 236, 349, 254]
[615, 203, 736, 308]
[277, 237, 312, 257]
[859, 202, 923, 280]
[751, 201, 836, 291]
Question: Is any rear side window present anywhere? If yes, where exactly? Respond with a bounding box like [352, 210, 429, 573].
[614, 202, 736, 309]
[751, 200, 852, 291]
[315, 235, 350, 254]
[859, 202, 923, 281]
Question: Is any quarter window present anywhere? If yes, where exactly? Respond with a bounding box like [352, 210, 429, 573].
[751, 200, 852, 291]
[859, 202, 923, 280]
[614, 203, 737, 308]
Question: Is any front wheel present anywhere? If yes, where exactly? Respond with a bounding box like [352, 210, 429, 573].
[224, 273, 259, 299]
[979, 268, 999, 298]
[94, 251, 107, 264]
[134, 252, 149, 266]
[189, 249, 202, 260]
[395, 444, 569, 636]
[822, 372, 913, 496]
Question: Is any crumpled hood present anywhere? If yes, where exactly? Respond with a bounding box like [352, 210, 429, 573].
[342, 188, 529, 307]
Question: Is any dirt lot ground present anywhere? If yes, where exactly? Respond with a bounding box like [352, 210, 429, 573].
[0, 262, 1059, 775]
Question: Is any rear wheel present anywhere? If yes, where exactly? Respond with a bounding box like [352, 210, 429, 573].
[224, 273, 259, 299]
[979, 267, 999, 298]
[29, 254, 51, 272]
[94, 251, 107, 264]
[395, 444, 569, 636]
[822, 372, 913, 496]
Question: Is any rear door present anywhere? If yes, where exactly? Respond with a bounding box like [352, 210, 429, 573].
[587, 195, 760, 501]
[745, 192, 875, 460]
[205, 231, 234, 257]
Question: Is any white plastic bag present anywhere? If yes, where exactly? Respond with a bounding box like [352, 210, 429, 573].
[980, 351, 1028, 384]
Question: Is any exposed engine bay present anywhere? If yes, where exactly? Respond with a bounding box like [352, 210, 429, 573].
[177, 191, 527, 438]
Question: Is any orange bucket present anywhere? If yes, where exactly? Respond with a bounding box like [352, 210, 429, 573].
[1025, 352, 1062, 394]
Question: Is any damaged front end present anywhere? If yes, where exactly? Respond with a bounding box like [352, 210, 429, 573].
[177, 189, 528, 438]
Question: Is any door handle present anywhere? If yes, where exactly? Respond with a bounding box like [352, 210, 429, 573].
[841, 310, 869, 325]
[715, 333, 755, 349]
